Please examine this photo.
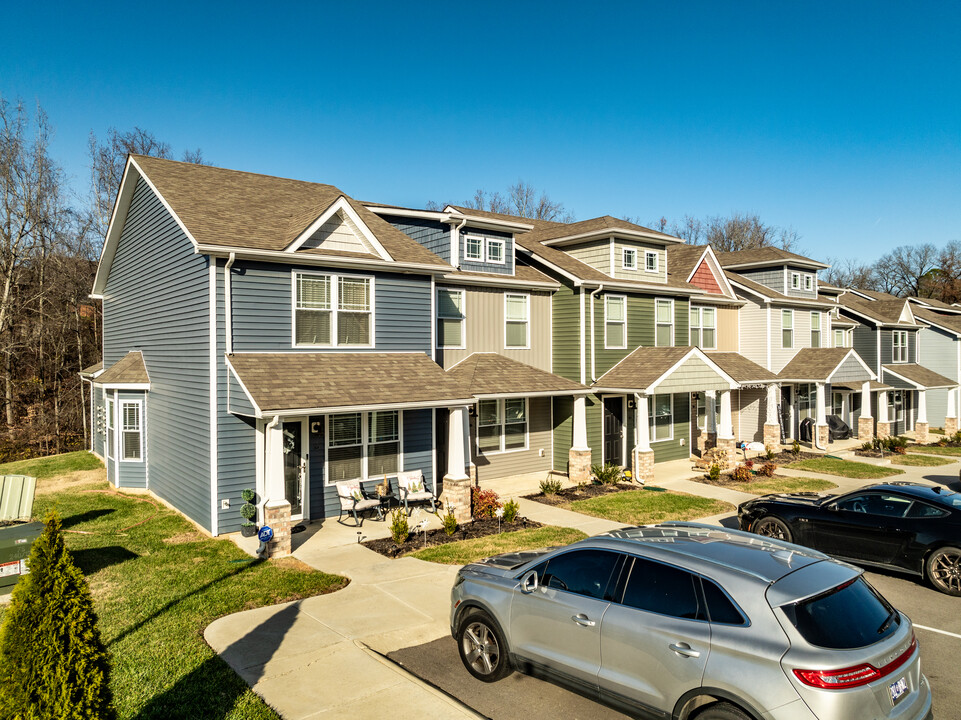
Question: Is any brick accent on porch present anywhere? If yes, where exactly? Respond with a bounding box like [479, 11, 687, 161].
[569, 448, 591, 485]
[763, 423, 780, 452]
[915, 421, 930, 445]
[858, 416, 874, 441]
[877, 421, 893, 440]
[264, 500, 291, 558]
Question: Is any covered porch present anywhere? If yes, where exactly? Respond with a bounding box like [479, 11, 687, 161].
[881, 364, 958, 442]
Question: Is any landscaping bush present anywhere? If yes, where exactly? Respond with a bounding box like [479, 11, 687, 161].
[708, 464, 721, 482]
[0, 511, 117, 719]
[441, 505, 458, 536]
[471, 487, 502, 518]
[502, 498, 520, 523]
[731, 465, 753, 483]
[540, 477, 562, 495]
[758, 462, 777, 477]
[389, 508, 410, 545]
[792, 440, 801, 456]
[591, 463, 623, 484]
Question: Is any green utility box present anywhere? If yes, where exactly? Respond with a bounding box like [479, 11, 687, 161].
[0, 475, 40, 589]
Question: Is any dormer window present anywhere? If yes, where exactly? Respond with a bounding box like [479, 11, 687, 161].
[487, 239, 505, 264]
[791, 273, 800, 290]
[804, 275, 813, 291]
[622, 248, 637, 270]
[645, 251, 658, 273]
[464, 236, 483, 261]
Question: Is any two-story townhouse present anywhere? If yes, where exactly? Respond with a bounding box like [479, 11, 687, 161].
[84, 156, 590, 553]
[836, 291, 955, 442]
[905, 298, 961, 437]
[715, 249, 875, 450]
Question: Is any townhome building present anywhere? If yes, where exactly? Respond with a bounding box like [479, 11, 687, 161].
[905, 297, 961, 437]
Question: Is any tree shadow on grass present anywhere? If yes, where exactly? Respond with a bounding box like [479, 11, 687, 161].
[71, 545, 139, 575]
[61, 508, 115, 529]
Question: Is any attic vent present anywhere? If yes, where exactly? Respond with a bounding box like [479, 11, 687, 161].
[300, 210, 376, 255]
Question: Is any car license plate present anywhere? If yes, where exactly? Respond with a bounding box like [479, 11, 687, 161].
[889, 677, 908, 703]
[0, 561, 20, 577]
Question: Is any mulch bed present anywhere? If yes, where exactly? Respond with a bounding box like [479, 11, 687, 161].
[765, 451, 824, 464]
[523, 481, 644, 507]
[854, 449, 905, 458]
[363, 516, 542, 558]
[909, 441, 961, 449]
[694, 473, 789, 488]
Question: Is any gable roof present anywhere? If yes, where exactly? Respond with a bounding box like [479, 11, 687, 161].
[725, 271, 834, 308]
[593, 346, 737, 392]
[715, 247, 829, 270]
[882, 364, 956, 390]
[705, 353, 778, 383]
[445, 353, 588, 398]
[517, 215, 682, 246]
[667, 245, 738, 300]
[912, 307, 961, 336]
[96, 351, 150, 387]
[837, 293, 919, 327]
[777, 348, 875, 383]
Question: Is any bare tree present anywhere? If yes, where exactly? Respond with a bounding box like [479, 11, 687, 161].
[702, 212, 799, 252]
[430, 181, 575, 222]
[822, 257, 877, 290]
[873, 244, 940, 298]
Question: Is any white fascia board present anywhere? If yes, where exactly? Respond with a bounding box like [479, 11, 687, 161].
[723, 258, 828, 271]
[879, 366, 924, 390]
[728, 279, 773, 304]
[644, 347, 738, 393]
[915, 315, 961, 338]
[262, 397, 478, 416]
[514, 246, 584, 286]
[285, 196, 392, 261]
[364, 205, 451, 222]
[441, 206, 535, 232]
[472, 389, 592, 400]
[826, 349, 878, 382]
[224, 356, 264, 419]
[438, 273, 559, 290]
[540, 228, 683, 247]
[100, 382, 151, 390]
[199, 245, 452, 275]
[581, 279, 704, 296]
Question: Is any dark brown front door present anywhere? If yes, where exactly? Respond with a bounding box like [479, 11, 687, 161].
[604, 397, 624, 466]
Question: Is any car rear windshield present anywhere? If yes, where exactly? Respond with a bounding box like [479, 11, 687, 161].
[781, 577, 900, 649]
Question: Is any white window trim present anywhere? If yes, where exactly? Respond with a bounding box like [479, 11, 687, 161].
[604, 295, 627, 350]
[892, 330, 908, 363]
[436, 288, 466, 350]
[782, 309, 794, 349]
[476, 398, 529, 455]
[463, 235, 484, 262]
[649, 393, 674, 442]
[834, 328, 845, 348]
[622, 248, 637, 271]
[486, 238, 506, 265]
[504, 293, 530, 349]
[791, 273, 800, 289]
[324, 410, 404, 485]
[119, 399, 144, 463]
[695, 392, 720, 430]
[655, 298, 674, 347]
[804, 274, 813, 291]
[105, 392, 115, 464]
[292, 270, 376, 349]
[645, 251, 659, 273]
[810, 311, 821, 348]
[690, 306, 716, 350]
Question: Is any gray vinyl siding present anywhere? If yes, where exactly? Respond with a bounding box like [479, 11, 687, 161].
[829, 355, 872, 383]
[879, 328, 918, 366]
[472, 396, 552, 480]
[227, 372, 257, 416]
[403, 408, 434, 491]
[102, 177, 212, 531]
[784, 265, 818, 299]
[852, 324, 879, 375]
[381, 216, 450, 263]
[459, 227, 514, 275]
[738, 268, 785, 294]
[734, 387, 766, 443]
[116, 390, 147, 489]
[919, 326, 957, 424]
[308, 416, 326, 518]
[92, 388, 104, 458]
[230, 261, 432, 353]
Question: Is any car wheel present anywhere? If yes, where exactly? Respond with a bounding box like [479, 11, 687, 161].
[753, 516, 792, 543]
[925, 546, 961, 596]
[693, 701, 752, 720]
[456, 610, 513, 682]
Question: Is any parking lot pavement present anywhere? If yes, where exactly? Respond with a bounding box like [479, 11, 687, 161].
[389, 570, 958, 720]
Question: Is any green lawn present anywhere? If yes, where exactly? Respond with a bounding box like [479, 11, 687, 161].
[786, 457, 905, 479]
[740, 477, 836, 495]
[891, 454, 956, 467]
[410, 526, 587, 565]
[568, 489, 733, 525]
[0, 450, 103, 478]
[907, 445, 961, 456]
[1, 466, 346, 720]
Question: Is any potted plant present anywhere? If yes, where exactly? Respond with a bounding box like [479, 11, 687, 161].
[240, 488, 257, 537]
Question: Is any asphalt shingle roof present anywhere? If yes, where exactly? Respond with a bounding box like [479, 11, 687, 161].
[882, 364, 956, 389]
[715, 247, 828, 269]
[705, 353, 778, 383]
[445, 354, 587, 396]
[97, 352, 149, 385]
[777, 348, 867, 382]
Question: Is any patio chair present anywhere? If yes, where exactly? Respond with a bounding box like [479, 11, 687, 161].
[396, 470, 436, 516]
[335, 480, 384, 526]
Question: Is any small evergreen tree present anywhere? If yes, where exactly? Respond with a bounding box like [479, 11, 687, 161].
[0, 511, 116, 719]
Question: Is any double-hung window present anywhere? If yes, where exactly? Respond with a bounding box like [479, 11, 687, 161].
[295, 272, 372, 347]
[486, 239, 505, 264]
[689, 306, 716, 349]
[648, 394, 673, 441]
[791, 273, 800, 290]
[326, 410, 400, 482]
[834, 328, 845, 347]
[505, 294, 529, 348]
[832, 393, 844, 416]
[464, 236, 483, 261]
[695, 392, 720, 430]
[655, 299, 673, 346]
[810, 312, 821, 348]
[782, 309, 794, 348]
[477, 398, 527, 453]
[622, 248, 637, 270]
[121, 400, 143, 461]
[368, 411, 399, 476]
[645, 251, 658, 273]
[605, 296, 626, 348]
[437, 288, 465, 348]
[106, 396, 115, 459]
[888, 390, 904, 422]
[892, 331, 908, 362]
[804, 275, 813, 291]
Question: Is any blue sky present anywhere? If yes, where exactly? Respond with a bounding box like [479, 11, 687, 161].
[3, 1, 959, 263]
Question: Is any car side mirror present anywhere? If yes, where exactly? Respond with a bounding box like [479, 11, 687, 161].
[520, 570, 539, 594]
[826, 503, 838, 512]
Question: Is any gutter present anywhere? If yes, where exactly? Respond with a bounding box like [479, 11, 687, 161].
[590, 284, 605, 382]
[225, 253, 236, 354]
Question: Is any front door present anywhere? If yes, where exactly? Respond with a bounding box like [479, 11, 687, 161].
[282, 420, 306, 521]
[780, 386, 792, 440]
[603, 397, 624, 466]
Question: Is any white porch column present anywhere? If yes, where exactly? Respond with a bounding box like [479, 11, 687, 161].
[815, 383, 827, 426]
[765, 384, 779, 425]
[706, 391, 717, 435]
[637, 394, 651, 452]
[918, 389, 928, 424]
[446, 406, 470, 481]
[947, 388, 957, 420]
[878, 391, 889, 423]
[861, 381, 872, 418]
[264, 417, 286, 503]
[572, 395, 589, 450]
[718, 390, 734, 439]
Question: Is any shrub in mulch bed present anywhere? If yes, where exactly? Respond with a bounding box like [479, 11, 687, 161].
[765, 450, 823, 464]
[523, 481, 645, 507]
[696, 472, 794, 488]
[363, 516, 542, 558]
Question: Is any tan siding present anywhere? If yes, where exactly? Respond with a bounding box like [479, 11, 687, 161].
[566, 239, 612, 274]
[655, 357, 730, 394]
[436, 286, 551, 371]
[734, 387, 767, 443]
[302, 213, 374, 254]
[473, 396, 552, 479]
[717, 307, 739, 351]
[612, 240, 667, 283]
[737, 297, 769, 368]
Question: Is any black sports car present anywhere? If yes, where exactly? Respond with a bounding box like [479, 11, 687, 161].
[738, 482, 961, 595]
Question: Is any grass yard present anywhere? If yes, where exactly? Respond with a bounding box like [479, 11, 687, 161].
[907, 445, 961, 456]
[0, 450, 103, 478]
[891, 454, 956, 467]
[740, 477, 836, 495]
[786, 457, 905, 479]
[410, 526, 587, 565]
[568, 489, 733, 525]
[0, 453, 346, 720]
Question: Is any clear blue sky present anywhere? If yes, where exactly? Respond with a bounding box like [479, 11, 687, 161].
[3, 1, 959, 263]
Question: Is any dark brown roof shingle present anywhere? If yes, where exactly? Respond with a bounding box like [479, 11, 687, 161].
[705, 353, 778, 383]
[446, 354, 587, 396]
[777, 348, 868, 382]
[97, 352, 149, 385]
[882, 364, 956, 389]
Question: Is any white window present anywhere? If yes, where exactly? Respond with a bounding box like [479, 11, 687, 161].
[120, 400, 143, 461]
[464, 236, 483, 261]
[791, 273, 800, 290]
[810, 312, 821, 348]
[888, 390, 904, 422]
[294, 272, 372, 347]
[893, 331, 908, 362]
[689, 306, 716, 349]
[486, 238, 505, 264]
[645, 251, 658, 273]
[782, 309, 794, 349]
[655, 299, 673, 346]
[437, 288, 465, 348]
[622, 248, 637, 270]
[605, 295, 627, 349]
[804, 275, 813, 291]
[505, 294, 529, 348]
[106, 396, 115, 460]
[832, 392, 844, 416]
[834, 328, 845, 347]
[477, 398, 527, 453]
[695, 392, 720, 430]
[648, 394, 673, 441]
[326, 410, 400, 483]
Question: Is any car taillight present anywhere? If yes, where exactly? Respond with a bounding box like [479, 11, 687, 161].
[793, 633, 917, 690]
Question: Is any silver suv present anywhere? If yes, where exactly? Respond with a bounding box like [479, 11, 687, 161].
[450, 523, 932, 720]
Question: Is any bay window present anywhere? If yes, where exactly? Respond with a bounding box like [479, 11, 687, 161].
[477, 398, 527, 453]
[295, 272, 372, 347]
[326, 410, 400, 483]
[437, 288, 465, 348]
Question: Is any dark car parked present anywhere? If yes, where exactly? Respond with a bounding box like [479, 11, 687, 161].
[739, 482, 961, 595]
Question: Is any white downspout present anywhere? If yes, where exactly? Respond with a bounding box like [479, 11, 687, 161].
[225, 253, 236, 355]
[450, 218, 466, 269]
[264, 415, 281, 505]
[590, 284, 605, 382]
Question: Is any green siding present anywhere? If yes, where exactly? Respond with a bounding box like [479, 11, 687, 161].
[552, 395, 573, 472]
[591, 293, 691, 377]
[652, 393, 692, 463]
[552, 280, 581, 382]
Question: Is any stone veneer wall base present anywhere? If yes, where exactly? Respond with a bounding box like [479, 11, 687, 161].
[569, 448, 591, 485]
[858, 416, 874, 442]
[915, 421, 929, 445]
[763, 423, 780, 452]
[945, 417, 958, 437]
[440, 476, 472, 524]
[264, 501, 291, 558]
[876, 421, 893, 440]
